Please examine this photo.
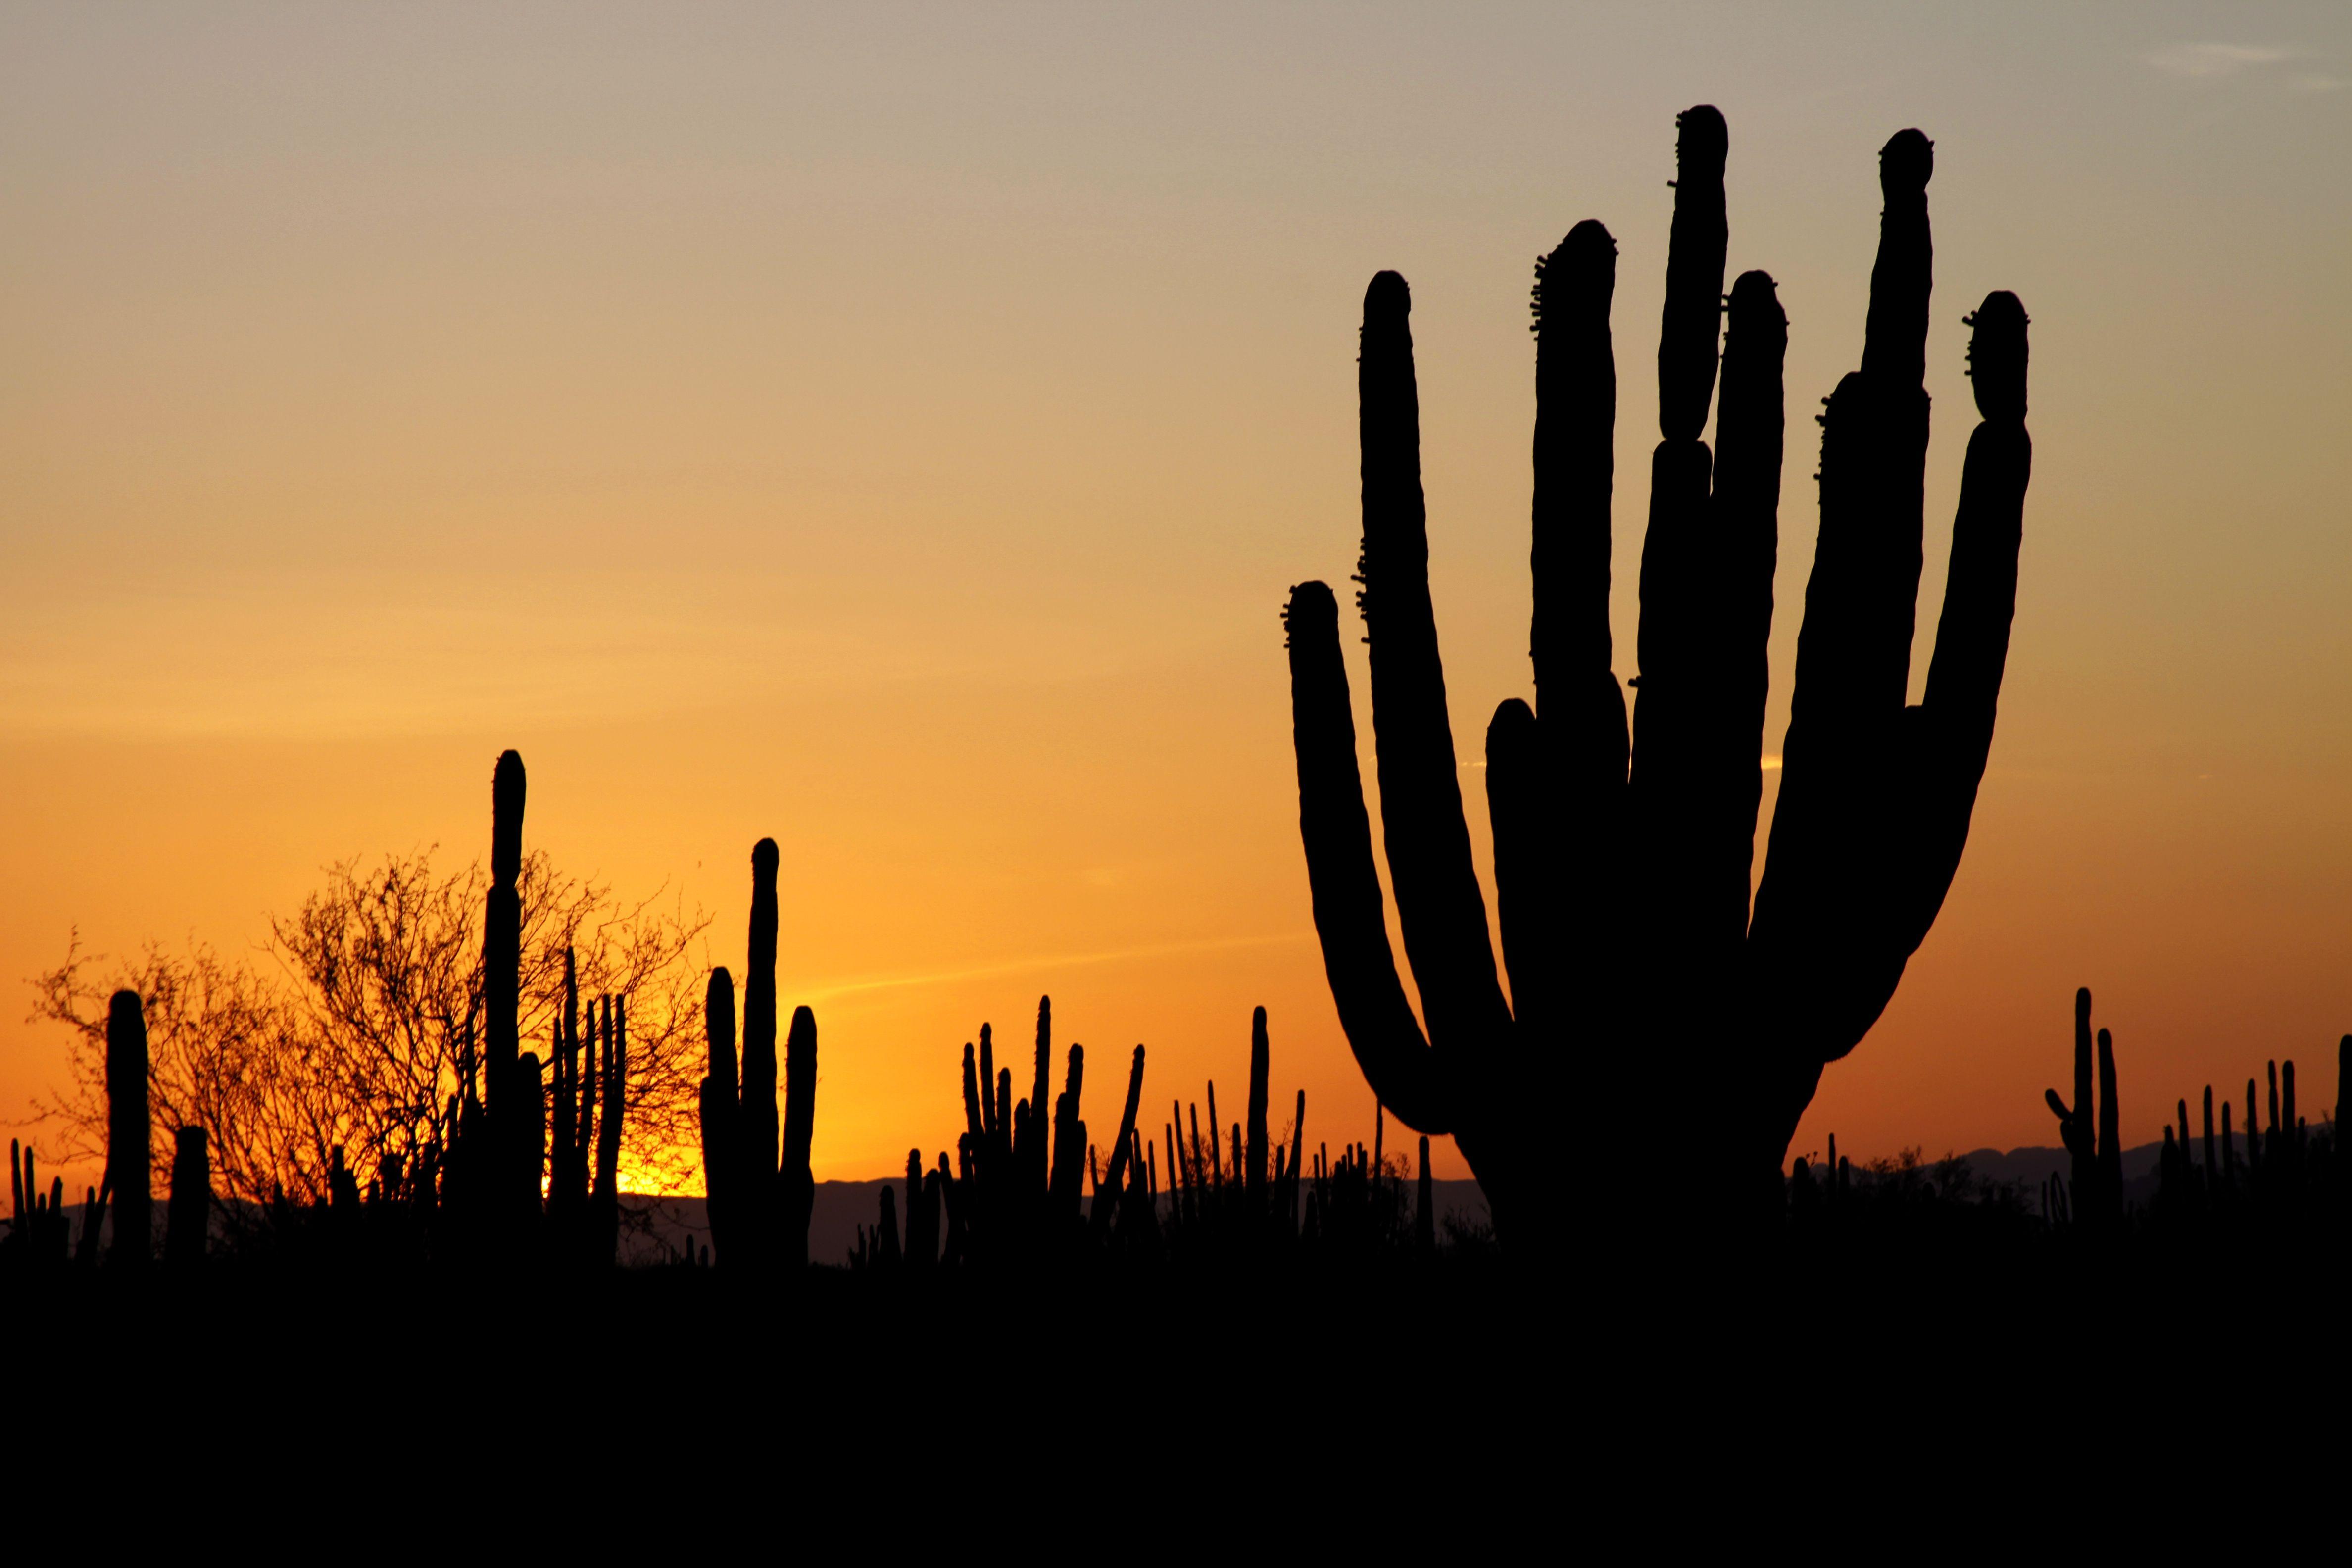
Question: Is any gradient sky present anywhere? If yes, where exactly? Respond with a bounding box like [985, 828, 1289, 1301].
[4, 3, 2348, 1192]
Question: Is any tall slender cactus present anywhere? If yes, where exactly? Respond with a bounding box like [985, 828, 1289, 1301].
[485, 750, 532, 1230]
[742, 839, 782, 1263]
[106, 990, 150, 1266]
[1284, 109, 2030, 1241]
[697, 966, 738, 1264]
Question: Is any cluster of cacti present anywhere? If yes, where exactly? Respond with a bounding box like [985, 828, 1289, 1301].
[2030, 987, 2347, 1237]
[2143, 1035, 2341, 1225]
[1157, 1007, 1307, 1254]
[1285, 106, 2031, 1244]
[696, 837, 819, 1274]
[887, 996, 1151, 1268]
[539, 952, 627, 1266]
[3, 1139, 103, 1268]
[1298, 1114, 1419, 1255]
[846, 999, 1450, 1274]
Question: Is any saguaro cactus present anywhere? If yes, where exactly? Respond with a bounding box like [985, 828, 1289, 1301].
[484, 749, 532, 1228]
[106, 990, 150, 1265]
[695, 839, 820, 1274]
[1284, 108, 2031, 1240]
[697, 966, 737, 1262]
[2044, 987, 2121, 1229]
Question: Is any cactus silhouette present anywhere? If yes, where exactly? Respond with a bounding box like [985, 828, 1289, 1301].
[1283, 108, 2030, 1240]
[694, 838, 819, 1274]
[166, 1126, 209, 1267]
[106, 990, 150, 1266]
[2044, 987, 2121, 1230]
[485, 749, 536, 1232]
[5, 1140, 75, 1266]
[592, 993, 625, 1263]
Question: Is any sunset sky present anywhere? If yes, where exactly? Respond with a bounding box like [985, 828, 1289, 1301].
[4, 3, 2348, 1192]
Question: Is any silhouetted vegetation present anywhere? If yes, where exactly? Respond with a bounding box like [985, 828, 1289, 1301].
[3, 112, 2344, 1385]
[1284, 105, 2031, 1247]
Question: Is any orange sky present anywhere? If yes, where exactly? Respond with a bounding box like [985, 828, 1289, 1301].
[5, 5, 2350, 1192]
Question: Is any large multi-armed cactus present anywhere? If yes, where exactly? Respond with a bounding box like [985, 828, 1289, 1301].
[1285, 107, 2032, 1240]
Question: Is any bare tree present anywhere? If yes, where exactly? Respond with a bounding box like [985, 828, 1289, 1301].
[26, 847, 712, 1222]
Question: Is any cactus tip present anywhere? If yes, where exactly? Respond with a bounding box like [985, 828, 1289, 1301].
[1531, 220, 1617, 330]
[1964, 289, 2029, 421]
[1880, 129, 1933, 193]
[752, 837, 780, 875]
[1726, 268, 1783, 327]
[1284, 580, 1337, 647]
[1363, 269, 1411, 320]
[1676, 104, 1728, 169]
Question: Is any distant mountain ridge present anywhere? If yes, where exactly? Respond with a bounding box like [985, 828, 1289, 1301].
[623, 1143, 2192, 1265]
[615, 1178, 1498, 1268]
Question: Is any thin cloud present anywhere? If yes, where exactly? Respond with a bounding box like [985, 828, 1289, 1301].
[2146, 42, 2296, 78]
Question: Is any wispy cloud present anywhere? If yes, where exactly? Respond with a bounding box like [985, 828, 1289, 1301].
[2146, 42, 2295, 79]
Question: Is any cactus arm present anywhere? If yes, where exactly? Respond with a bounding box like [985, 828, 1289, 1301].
[961, 1042, 984, 1153]
[1630, 109, 1732, 964]
[1657, 107, 1729, 442]
[704, 966, 738, 1110]
[1088, 1045, 1146, 1241]
[781, 1004, 817, 1271]
[1531, 220, 1620, 718]
[1284, 580, 1452, 1132]
[1862, 131, 1934, 390]
[980, 1022, 997, 1143]
[2096, 1027, 2121, 1215]
[1530, 222, 1631, 1020]
[1750, 132, 1948, 1078]
[1766, 132, 1936, 795]
[1706, 271, 1787, 922]
[1355, 272, 1514, 1053]
[1484, 699, 1548, 1031]
[1853, 130, 1937, 712]
[1895, 293, 2030, 951]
